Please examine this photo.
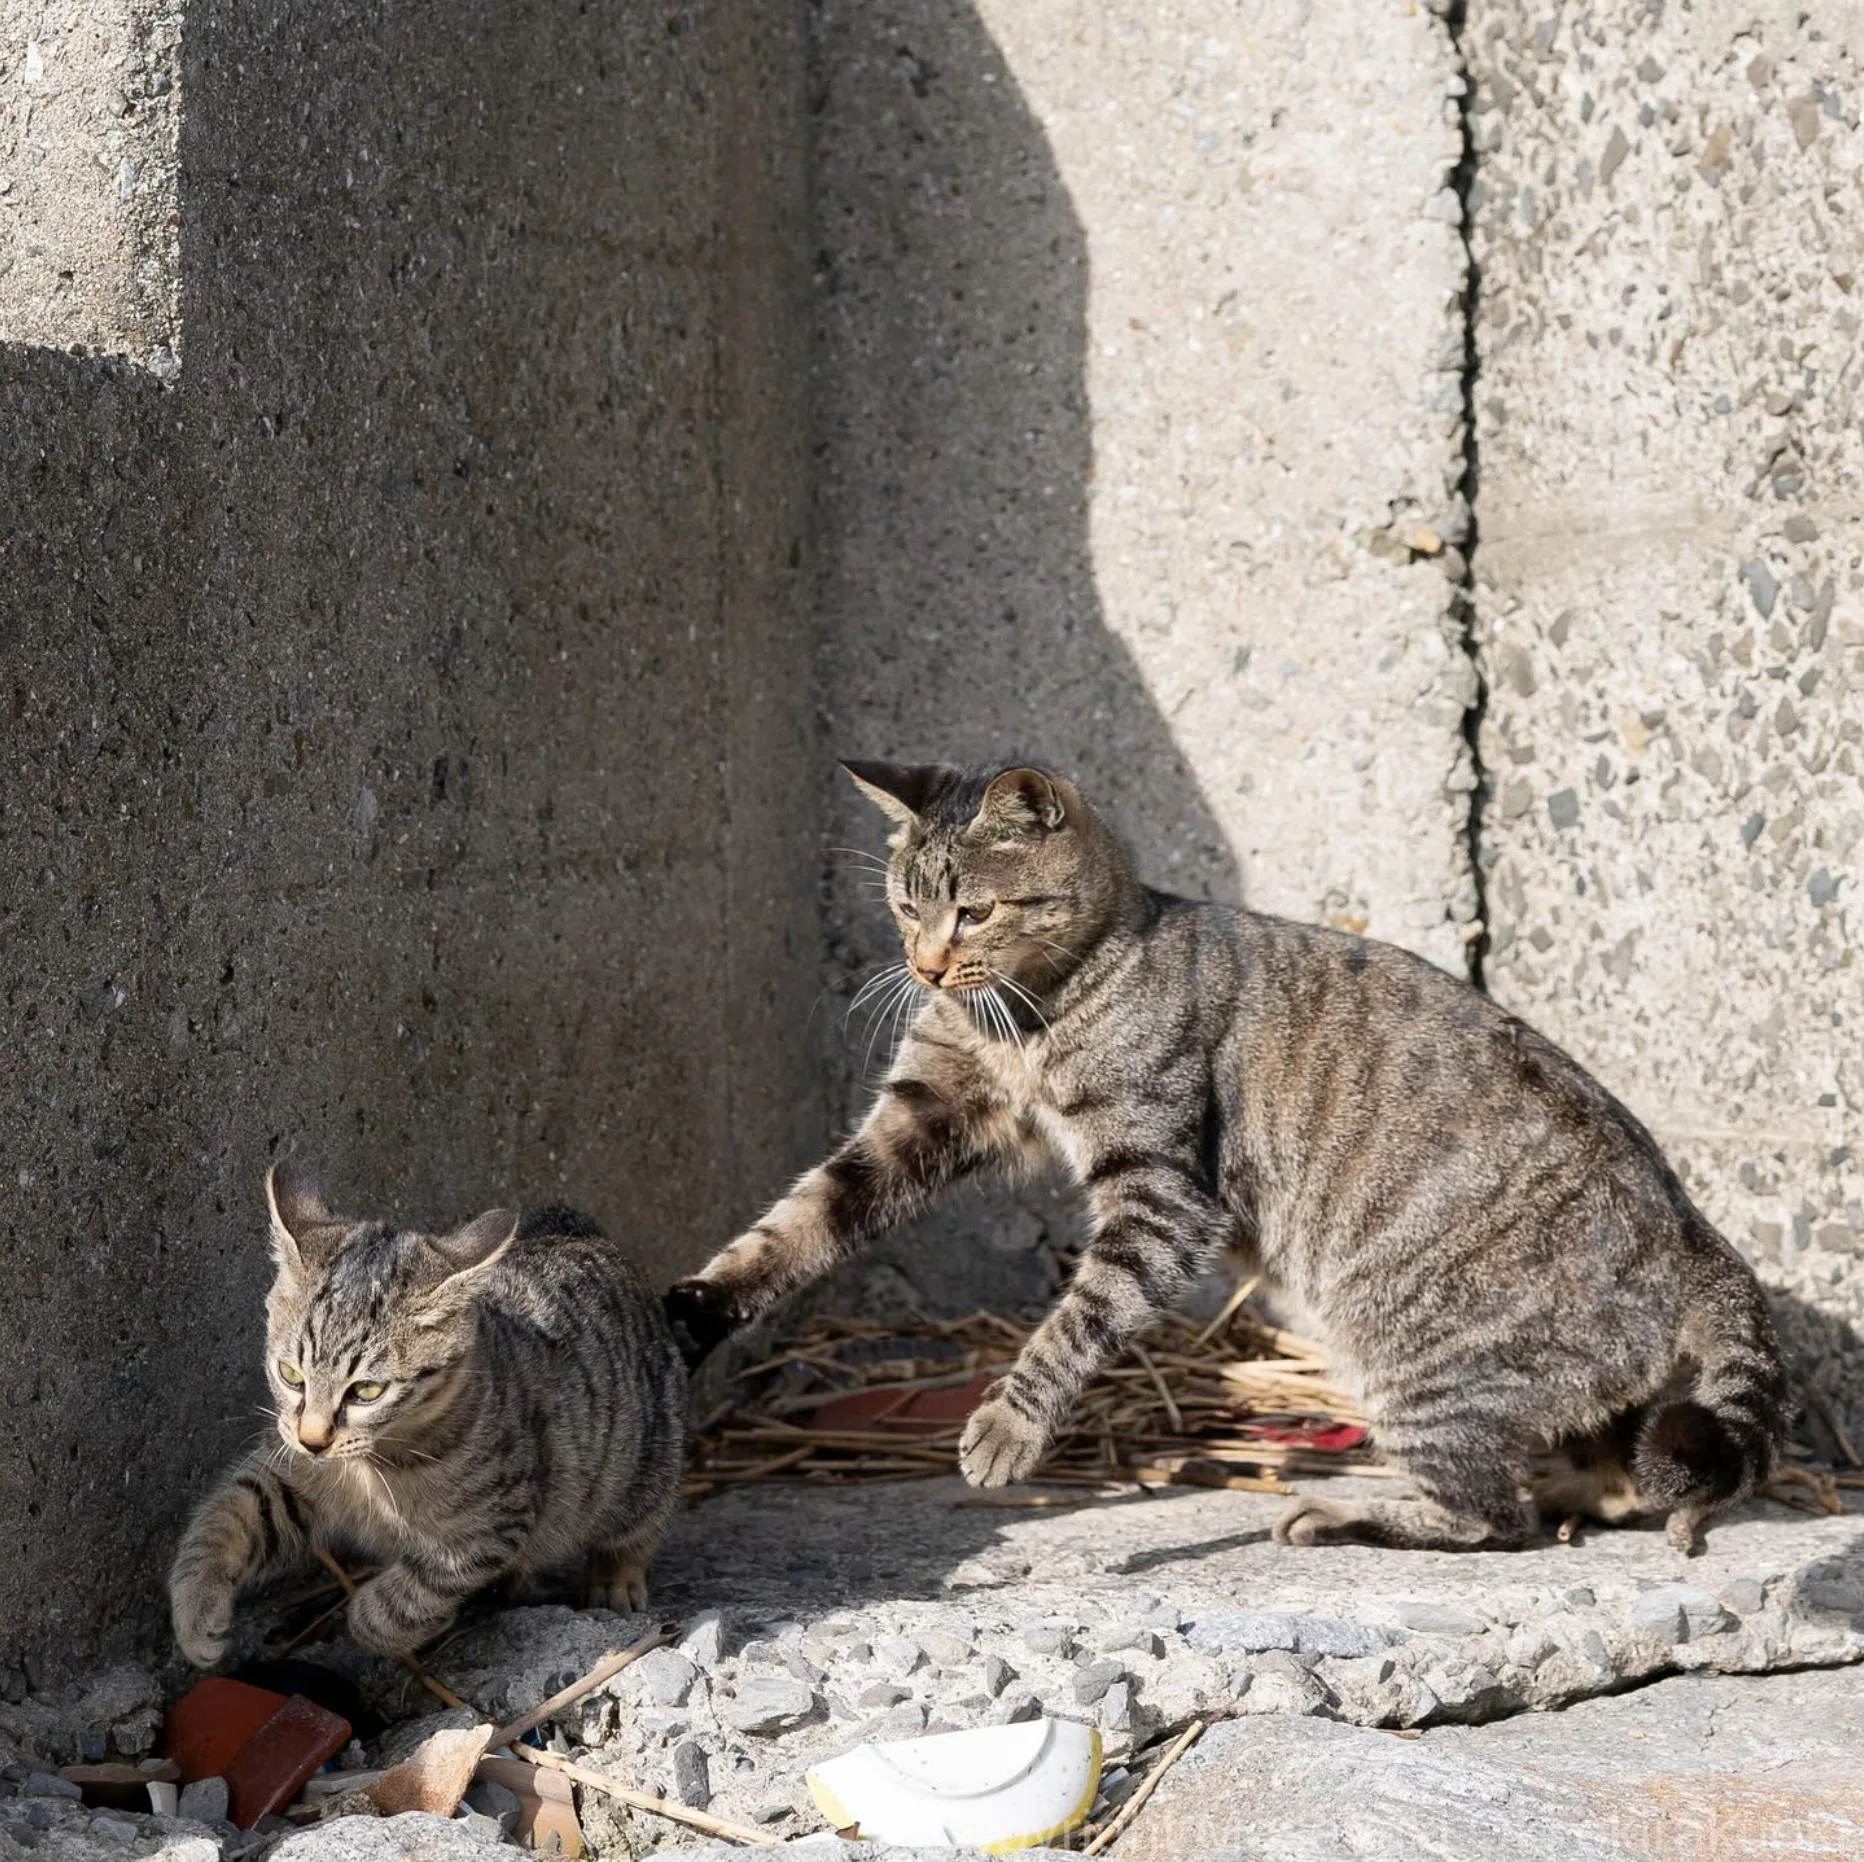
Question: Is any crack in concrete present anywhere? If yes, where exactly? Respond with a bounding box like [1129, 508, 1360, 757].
[1442, 0, 1493, 994]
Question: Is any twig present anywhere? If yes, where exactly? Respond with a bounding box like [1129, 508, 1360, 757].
[1766, 1465, 1843, 1515]
[514, 1747, 777, 1846]
[1130, 1344, 1182, 1435]
[951, 1490, 1119, 1509]
[313, 1550, 471, 1710]
[1805, 1389, 1863, 1469]
[489, 1622, 680, 1748]
[1194, 1276, 1259, 1345]
[1082, 1719, 1204, 1855]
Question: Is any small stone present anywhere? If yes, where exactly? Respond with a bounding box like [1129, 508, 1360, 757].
[919, 1631, 974, 1667]
[1809, 870, 1840, 907]
[1072, 1661, 1126, 1706]
[87, 1816, 137, 1846]
[1546, 789, 1580, 830]
[1632, 1584, 1732, 1644]
[679, 1611, 725, 1668]
[1391, 1602, 1487, 1637]
[1099, 1681, 1134, 1733]
[671, 1742, 710, 1811]
[178, 1778, 229, 1824]
[1020, 1622, 1076, 1658]
[21, 1775, 82, 1802]
[722, 1676, 817, 1736]
[625, 1648, 697, 1707]
[754, 1799, 794, 1824]
[1719, 1577, 1767, 1616]
[465, 1777, 523, 1835]
[874, 1638, 924, 1678]
[1101, 1625, 1163, 1658]
[1564, 1587, 1596, 1609]
[857, 1682, 912, 1709]
[1739, 559, 1778, 617]
[983, 1655, 1015, 1698]
[1599, 125, 1631, 185]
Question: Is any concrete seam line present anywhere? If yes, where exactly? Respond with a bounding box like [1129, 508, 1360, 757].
[1441, 0, 1493, 994]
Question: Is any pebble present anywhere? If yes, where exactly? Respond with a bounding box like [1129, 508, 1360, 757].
[1630, 1585, 1732, 1644]
[1020, 1622, 1076, 1658]
[722, 1677, 817, 1736]
[1072, 1661, 1126, 1706]
[679, 1611, 725, 1668]
[20, 1776, 81, 1802]
[919, 1630, 974, 1666]
[857, 1682, 912, 1709]
[1099, 1681, 1134, 1733]
[983, 1655, 1015, 1698]
[873, 1639, 923, 1678]
[671, 1741, 711, 1810]
[1101, 1624, 1163, 1658]
[626, 1648, 698, 1707]
[88, 1816, 137, 1845]
[1391, 1601, 1488, 1637]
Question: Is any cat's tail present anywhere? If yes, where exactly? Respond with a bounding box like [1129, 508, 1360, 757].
[1634, 1249, 1790, 1553]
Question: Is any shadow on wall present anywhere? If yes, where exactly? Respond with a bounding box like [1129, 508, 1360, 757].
[0, 0, 814, 1679]
[805, 0, 1241, 1316]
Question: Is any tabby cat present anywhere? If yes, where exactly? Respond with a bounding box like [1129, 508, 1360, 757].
[666, 760, 1787, 1553]
[171, 1169, 686, 1664]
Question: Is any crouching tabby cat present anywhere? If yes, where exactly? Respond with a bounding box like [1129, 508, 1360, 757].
[171, 1170, 686, 1665]
[667, 759, 1788, 1554]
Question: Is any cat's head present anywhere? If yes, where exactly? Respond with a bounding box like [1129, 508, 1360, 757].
[842, 759, 1137, 1009]
[259, 1165, 516, 1465]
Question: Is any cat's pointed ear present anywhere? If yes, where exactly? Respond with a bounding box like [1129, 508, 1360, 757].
[266, 1162, 340, 1280]
[968, 766, 1070, 841]
[426, 1207, 519, 1292]
[839, 759, 952, 829]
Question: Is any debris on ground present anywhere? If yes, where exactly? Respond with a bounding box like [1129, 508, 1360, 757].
[686, 1296, 1384, 1500]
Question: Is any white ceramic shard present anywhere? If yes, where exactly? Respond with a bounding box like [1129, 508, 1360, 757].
[806, 1716, 1102, 1852]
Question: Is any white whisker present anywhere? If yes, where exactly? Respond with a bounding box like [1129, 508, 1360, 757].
[991, 970, 1051, 1032]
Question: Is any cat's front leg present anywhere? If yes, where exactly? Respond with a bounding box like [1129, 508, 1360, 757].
[961, 1153, 1233, 1487]
[346, 1557, 477, 1656]
[666, 1048, 1018, 1366]
[170, 1455, 313, 1667]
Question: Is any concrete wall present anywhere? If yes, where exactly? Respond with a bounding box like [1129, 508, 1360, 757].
[1465, 0, 1864, 1450]
[811, 0, 1481, 1311]
[0, 0, 817, 1680]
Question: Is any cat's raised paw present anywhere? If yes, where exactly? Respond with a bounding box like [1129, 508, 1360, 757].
[959, 1398, 1049, 1488]
[171, 1584, 234, 1669]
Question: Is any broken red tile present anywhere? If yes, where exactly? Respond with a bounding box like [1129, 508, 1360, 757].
[811, 1373, 997, 1434]
[1232, 1418, 1368, 1452]
[163, 1678, 289, 1785]
[477, 1754, 584, 1857]
[222, 1695, 351, 1828]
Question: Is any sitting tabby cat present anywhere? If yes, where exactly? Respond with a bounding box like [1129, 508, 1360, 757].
[666, 760, 1788, 1553]
[171, 1169, 686, 1665]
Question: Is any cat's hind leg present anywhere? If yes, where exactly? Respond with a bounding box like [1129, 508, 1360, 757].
[1274, 1434, 1535, 1551]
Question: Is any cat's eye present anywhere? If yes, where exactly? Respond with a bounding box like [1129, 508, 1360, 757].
[897, 900, 920, 921]
[956, 903, 995, 930]
[348, 1381, 388, 1403]
[277, 1361, 304, 1387]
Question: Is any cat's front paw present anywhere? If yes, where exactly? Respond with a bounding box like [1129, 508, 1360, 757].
[171, 1579, 235, 1669]
[585, 1549, 651, 1614]
[959, 1397, 1050, 1488]
[347, 1575, 453, 1657]
[663, 1279, 741, 1370]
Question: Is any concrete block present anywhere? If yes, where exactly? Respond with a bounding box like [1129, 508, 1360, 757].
[811, 0, 1480, 1305]
[1466, 0, 1864, 1434]
[0, 0, 817, 1679]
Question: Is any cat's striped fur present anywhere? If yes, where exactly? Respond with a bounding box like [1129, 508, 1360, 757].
[667, 760, 1788, 1553]
[170, 1172, 685, 1664]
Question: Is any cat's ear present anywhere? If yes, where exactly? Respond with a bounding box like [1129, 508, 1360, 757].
[420, 1207, 519, 1310]
[968, 767, 1069, 841]
[266, 1162, 340, 1280]
[839, 759, 952, 829]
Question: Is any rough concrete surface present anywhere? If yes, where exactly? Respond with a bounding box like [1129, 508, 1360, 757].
[1465, 0, 1864, 1443]
[0, 1, 183, 367]
[280, 1476, 1862, 1843]
[808, 0, 1481, 1315]
[1117, 1665, 1864, 1861]
[0, 0, 818, 1679]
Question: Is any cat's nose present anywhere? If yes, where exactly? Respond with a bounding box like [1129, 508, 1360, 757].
[918, 962, 947, 986]
[296, 1415, 335, 1454]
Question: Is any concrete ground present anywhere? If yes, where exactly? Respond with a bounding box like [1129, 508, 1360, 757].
[2, 1471, 1860, 1858]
